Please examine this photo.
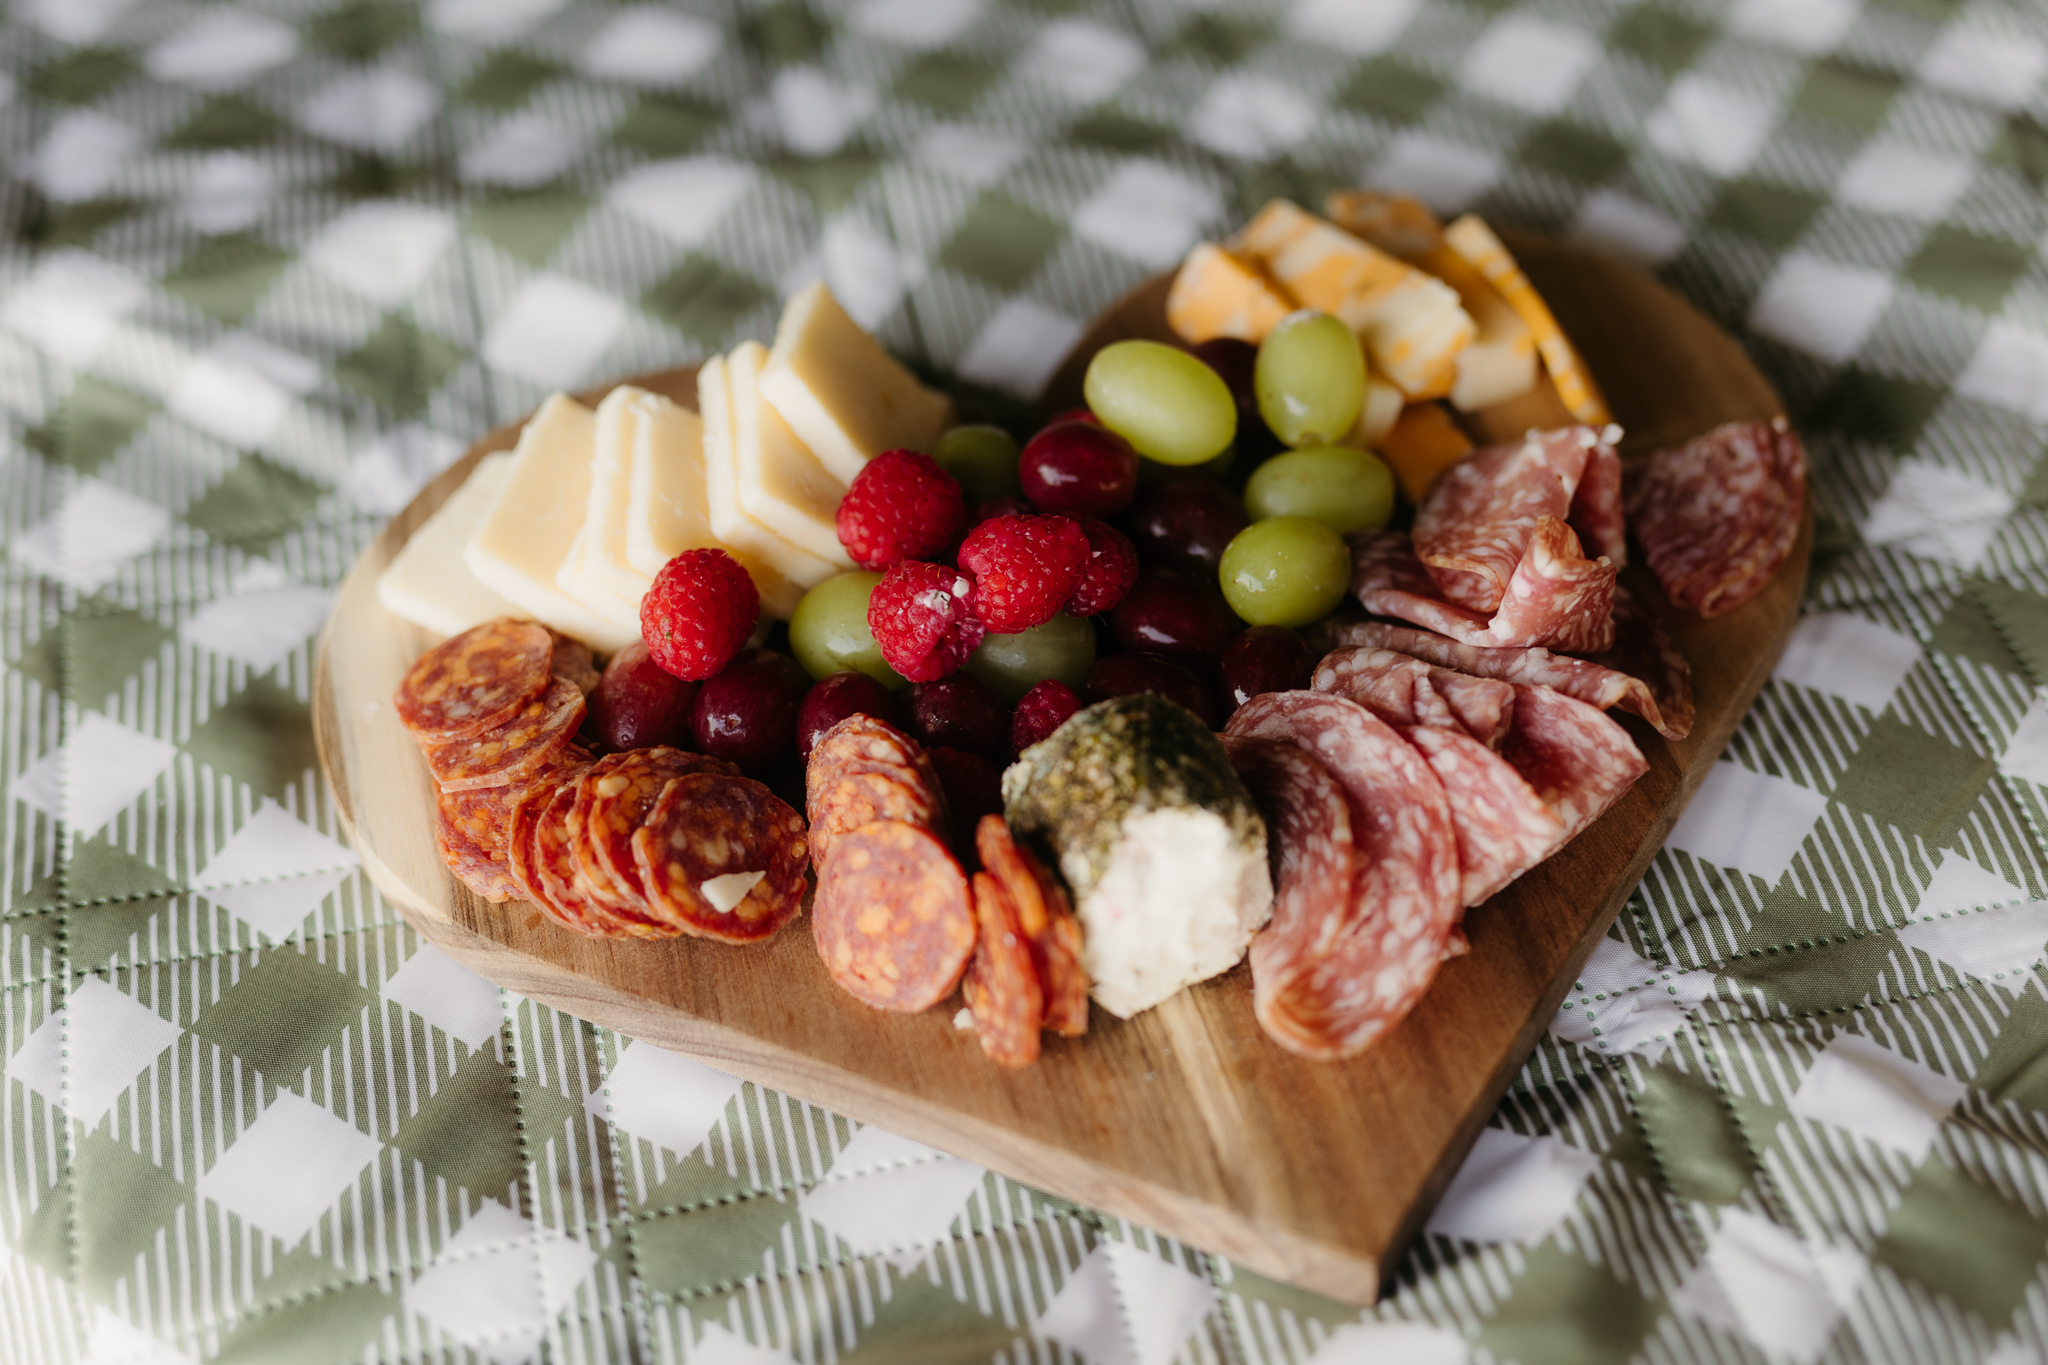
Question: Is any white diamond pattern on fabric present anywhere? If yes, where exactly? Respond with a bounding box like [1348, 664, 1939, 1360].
[1188, 74, 1318, 160]
[1306, 1321, 1469, 1364]
[196, 1089, 384, 1246]
[405, 1199, 598, 1365]
[956, 299, 1083, 398]
[0, 250, 145, 366]
[12, 479, 172, 593]
[11, 711, 179, 839]
[182, 580, 335, 672]
[1035, 1242, 1218, 1365]
[384, 943, 506, 1049]
[799, 1126, 987, 1255]
[1647, 75, 1779, 176]
[1073, 161, 1221, 271]
[7, 976, 185, 1129]
[1568, 190, 1687, 267]
[1665, 761, 1829, 885]
[1749, 251, 1896, 363]
[1668, 1207, 1867, 1365]
[1788, 1033, 1968, 1160]
[305, 202, 457, 307]
[578, 8, 721, 85]
[297, 68, 440, 152]
[192, 802, 358, 939]
[1424, 1127, 1599, 1244]
[1956, 321, 2048, 423]
[170, 333, 321, 448]
[1861, 459, 2015, 570]
[1017, 20, 1144, 104]
[586, 1040, 743, 1158]
[1774, 611, 1922, 711]
[1369, 133, 1503, 213]
[143, 11, 296, 89]
[482, 275, 627, 388]
[1459, 16, 1600, 115]
[1548, 937, 1716, 1060]
[608, 157, 754, 247]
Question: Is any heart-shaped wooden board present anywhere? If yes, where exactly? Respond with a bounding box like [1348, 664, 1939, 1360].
[313, 235, 1805, 1304]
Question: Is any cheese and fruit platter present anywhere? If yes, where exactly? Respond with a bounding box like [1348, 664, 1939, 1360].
[313, 191, 1808, 1303]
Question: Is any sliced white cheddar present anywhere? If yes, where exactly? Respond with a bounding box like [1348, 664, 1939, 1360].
[558, 385, 658, 625]
[1443, 214, 1611, 425]
[1351, 377, 1405, 449]
[758, 282, 954, 485]
[620, 384, 806, 621]
[376, 452, 526, 637]
[463, 394, 638, 653]
[699, 354, 841, 591]
[727, 341, 854, 568]
[1232, 198, 1475, 401]
[1165, 242, 1294, 344]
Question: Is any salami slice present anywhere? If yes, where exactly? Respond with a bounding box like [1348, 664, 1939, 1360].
[1414, 426, 1623, 612]
[1224, 692, 1459, 1059]
[813, 819, 975, 1012]
[1498, 685, 1648, 843]
[1318, 593, 1694, 741]
[580, 747, 738, 911]
[542, 780, 670, 939]
[549, 631, 601, 694]
[1220, 737, 1358, 1037]
[1401, 726, 1563, 906]
[509, 763, 596, 933]
[634, 773, 809, 943]
[805, 716, 949, 869]
[425, 677, 586, 792]
[964, 872, 1045, 1067]
[1311, 647, 1514, 747]
[1349, 528, 1612, 652]
[397, 618, 553, 742]
[1627, 417, 1805, 618]
[974, 815, 1088, 1037]
[434, 788, 520, 903]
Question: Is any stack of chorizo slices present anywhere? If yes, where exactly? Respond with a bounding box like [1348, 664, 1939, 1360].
[395, 619, 808, 942]
[805, 715, 1087, 1067]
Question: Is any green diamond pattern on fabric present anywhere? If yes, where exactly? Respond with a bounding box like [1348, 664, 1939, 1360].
[4, 1, 2048, 1360]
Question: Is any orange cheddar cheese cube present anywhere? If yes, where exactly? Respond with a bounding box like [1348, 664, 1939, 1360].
[1165, 242, 1294, 345]
[1376, 402, 1474, 504]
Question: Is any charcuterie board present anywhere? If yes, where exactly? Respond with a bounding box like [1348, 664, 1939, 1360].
[312, 235, 1806, 1305]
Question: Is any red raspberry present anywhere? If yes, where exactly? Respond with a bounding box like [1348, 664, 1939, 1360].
[1065, 516, 1138, 616]
[957, 514, 1090, 635]
[867, 560, 986, 682]
[640, 549, 760, 680]
[1011, 679, 1081, 758]
[837, 449, 965, 570]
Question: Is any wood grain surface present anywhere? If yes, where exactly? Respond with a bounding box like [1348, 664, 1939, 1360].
[313, 236, 1806, 1305]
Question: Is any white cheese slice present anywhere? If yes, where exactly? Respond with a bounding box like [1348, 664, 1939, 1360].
[727, 340, 854, 568]
[757, 282, 955, 485]
[558, 385, 659, 623]
[620, 382, 807, 621]
[376, 452, 526, 637]
[700, 870, 765, 913]
[462, 393, 639, 654]
[699, 353, 841, 590]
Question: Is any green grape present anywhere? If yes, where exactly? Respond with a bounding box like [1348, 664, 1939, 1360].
[789, 571, 905, 688]
[1218, 517, 1351, 628]
[1243, 446, 1396, 534]
[1255, 311, 1366, 448]
[930, 424, 1020, 504]
[1082, 340, 1237, 467]
[962, 613, 1097, 703]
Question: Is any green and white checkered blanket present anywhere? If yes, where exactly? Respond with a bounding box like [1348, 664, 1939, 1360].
[2, 0, 2046, 1361]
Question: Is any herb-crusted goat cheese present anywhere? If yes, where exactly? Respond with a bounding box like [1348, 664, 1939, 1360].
[1003, 693, 1272, 1018]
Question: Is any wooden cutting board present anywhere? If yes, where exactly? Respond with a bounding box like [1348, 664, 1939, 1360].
[312, 236, 1805, 1305]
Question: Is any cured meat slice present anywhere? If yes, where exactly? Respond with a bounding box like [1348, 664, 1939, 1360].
[1568, 437, 1626, 565]
[1349, 529, 1613, 652]
[397, 618, 553, 742]
[1224, 692, 1459, 1059]
[1498, 685, 1648, 843]
[805, 716, 949, 869]
[549, 631, 601, 694]
[580, 747, 738, 912]
[1413, 426, 1624, 612]
[425, 677, 586, 792]
[1627, 417, 1805, 618]
[975, 815, 1088, 1037]
[634, 773, 809, 943]
[1220, 737, 1358, 1040]
[1401, 726, 1562, 906]
[964, 871, 1045, 1067]
[814, 820, 975, 1012]
[538, 781, 656, 938]
[1319, 592, 1694, 741]
[435, 787, 520, 903]
[1311, 647, 1514, 747]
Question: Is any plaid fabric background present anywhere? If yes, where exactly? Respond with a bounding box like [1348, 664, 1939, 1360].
[2, 0, 2046, 1361]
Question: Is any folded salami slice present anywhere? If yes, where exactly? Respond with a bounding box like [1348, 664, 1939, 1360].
[1224, 692, 1459, 1060]
[1498, 685, 1648, 843]
[1627, 417, 1805, 619]
[1401, 727, 1562, 907]
[424, 677, 586, 792]
[1414, 426, 1625, 611]
[1311, 646, 1514, 747]
[1349, 528, 1615, 652]
[1318, 588, 1694, 741]
[396, 618, 554, 743]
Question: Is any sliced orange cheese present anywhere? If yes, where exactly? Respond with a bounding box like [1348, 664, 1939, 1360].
[1165, 242, 1294, 345]
[1325, 192, 1538, 414]
[1376, 402, 1474, 504]
[1231, 198, 1474, 401]
[1443, 215, 1611, 426]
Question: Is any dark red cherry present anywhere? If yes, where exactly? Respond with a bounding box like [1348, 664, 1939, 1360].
[1082, 652, 1220, 729]
[797, 671, 905, 761]
[1019, 421, 1140, 518]
[1109, 567, 1241, 660]
[1122, 471, 1247, 577]
[1192, 337, 1282, 463]
[589, 639, 698, 751]
[690, 648, 809, 772]
[905, 672, 1010, 760]
[1219, 626, 1313, 714]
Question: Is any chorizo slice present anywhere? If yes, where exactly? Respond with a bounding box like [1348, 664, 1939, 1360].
[813, 819, 974, 1013]
[805, 715, 948, 868]
[425, 677, 586, 792]
[633, 773, 809, 943]
[973, 815, 1087, 1037]
[396, 618, 553, 742]
[964, 871, 1044, 1067]
[576, 748, 737, 912]
[434, 787, 520, 903]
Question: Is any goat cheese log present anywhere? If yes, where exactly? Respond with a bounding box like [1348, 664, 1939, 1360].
[1003, 693, 1272, 1019]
